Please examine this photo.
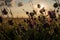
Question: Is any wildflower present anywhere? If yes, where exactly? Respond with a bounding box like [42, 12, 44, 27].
[2, 8, 8, 15]
[48, 10, 56, 19]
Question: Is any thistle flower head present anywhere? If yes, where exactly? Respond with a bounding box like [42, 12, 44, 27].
[48, 10, 56, 19]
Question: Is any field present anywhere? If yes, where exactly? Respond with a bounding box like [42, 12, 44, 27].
[0, 0, 60, 40]
[0, 17, 60, 40]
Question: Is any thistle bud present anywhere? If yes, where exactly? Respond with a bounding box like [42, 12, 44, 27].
[57, 10, 59, 13]
[37, 4, 41, 8]
[33, 10, 36, 14]
[26, 11, 29, 14]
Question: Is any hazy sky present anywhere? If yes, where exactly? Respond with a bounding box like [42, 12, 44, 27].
[0, 0, 60, 18]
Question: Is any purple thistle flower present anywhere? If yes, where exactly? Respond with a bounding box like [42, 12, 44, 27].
[48, 10, 56, 19]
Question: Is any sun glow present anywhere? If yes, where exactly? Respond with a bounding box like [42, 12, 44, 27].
[40, 4, 44, 9]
